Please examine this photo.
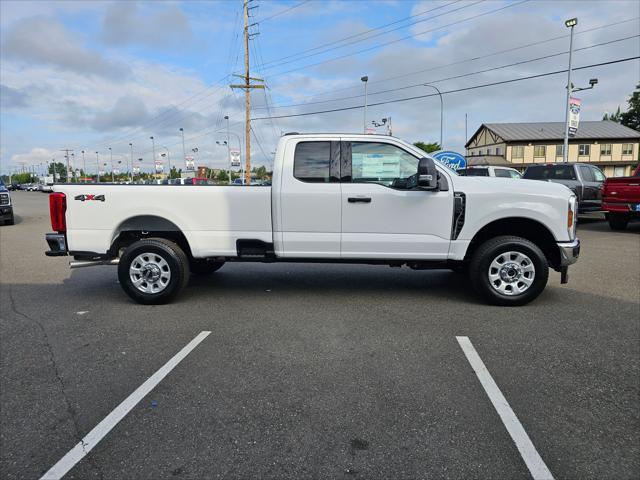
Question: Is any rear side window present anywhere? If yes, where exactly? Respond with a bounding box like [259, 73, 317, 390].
[524, 165, 576, 180]
[466, 168, 489, 176]
[579, 165, 595, 182]
[294, 142, 338, 183]
[494, 169, 513, 178]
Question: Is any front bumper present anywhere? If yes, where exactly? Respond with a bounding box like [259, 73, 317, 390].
[45, 233, 68, 256]
[0, 205, 13, 220]
[558, 238, 580, 266]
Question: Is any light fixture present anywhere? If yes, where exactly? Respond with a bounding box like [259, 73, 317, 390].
[565, 18, 577, 27]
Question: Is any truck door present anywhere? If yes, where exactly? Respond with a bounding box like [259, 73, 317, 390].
[340, 140, 453, 259]
[577, 164, 603, 210]
[276, 140, 342, 258]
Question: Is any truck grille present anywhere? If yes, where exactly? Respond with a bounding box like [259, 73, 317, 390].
[0, 194, 9, 206]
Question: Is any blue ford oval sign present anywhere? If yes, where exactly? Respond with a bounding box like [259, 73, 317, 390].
[432, 151, 467, 171]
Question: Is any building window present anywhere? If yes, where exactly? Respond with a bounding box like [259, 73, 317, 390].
[496, 147, 502, 155]
[487, 148, 492, 155]
[622, 143, 633, 155]
[600, 144, 612, 156]
[534, 145, 546, 158]
[479, 149, 483, 155]
[512, 146, 524, 159]
[555, 145, 564, 157]
[578, 144, 590, 156]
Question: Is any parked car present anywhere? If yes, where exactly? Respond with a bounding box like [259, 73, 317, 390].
[463, 166, 522, 178]
[602, 164, 640, 230]
[41, 184, 54, 193]
[0, 179, 14, 225]
[7, 183, 19, 191]
[45, 133, 580, 306]
[523, 163, 605, 212]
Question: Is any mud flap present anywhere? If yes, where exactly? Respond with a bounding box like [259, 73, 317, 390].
[560, 266, 569, 284]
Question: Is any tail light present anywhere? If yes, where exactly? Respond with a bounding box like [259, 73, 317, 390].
[50, 192, 66, 232]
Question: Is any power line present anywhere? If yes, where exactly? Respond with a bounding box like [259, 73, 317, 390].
[267, 0, 531, 78]
[260, 0, 465, 68]
[256, 17, 640, 107]
[257, 34, 640, 110]
[252, 56, 640, 120]
[257, 0, 310, 23]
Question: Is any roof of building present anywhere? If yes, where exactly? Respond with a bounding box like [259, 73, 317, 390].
[465, 121, 640, 147]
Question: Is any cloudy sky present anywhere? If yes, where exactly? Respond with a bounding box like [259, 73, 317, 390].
[1, 0, 638, 175]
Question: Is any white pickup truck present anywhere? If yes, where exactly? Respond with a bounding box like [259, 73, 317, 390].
[45, 133, 580, 306]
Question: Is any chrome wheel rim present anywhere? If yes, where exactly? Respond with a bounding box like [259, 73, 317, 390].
[129, 252, 171, 294]
[488, 251, 535, 296]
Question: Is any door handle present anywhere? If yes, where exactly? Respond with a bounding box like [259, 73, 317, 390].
[348, 197, 372, 203]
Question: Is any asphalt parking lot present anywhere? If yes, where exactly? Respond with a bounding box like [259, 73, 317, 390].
[1, 190, 638, 480]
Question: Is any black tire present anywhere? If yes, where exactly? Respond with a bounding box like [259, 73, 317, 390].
[117, 238, 190, 305]
[468, 235, 549, 306]
[190, 258, 225, 275]
[5, 214, 14, 225]
[608, 213, 628, 231]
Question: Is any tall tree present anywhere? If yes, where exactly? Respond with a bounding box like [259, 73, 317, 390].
[620, 83, 640, 132]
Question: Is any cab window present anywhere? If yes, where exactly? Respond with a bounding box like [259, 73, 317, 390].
[294, 142, 339, 183]
[350, 142, 418, 186]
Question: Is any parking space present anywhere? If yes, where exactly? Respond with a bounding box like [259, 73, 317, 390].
[1, 191, 638, 479]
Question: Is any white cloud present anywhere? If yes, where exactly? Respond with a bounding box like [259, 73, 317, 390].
[1, 16, 130, 79]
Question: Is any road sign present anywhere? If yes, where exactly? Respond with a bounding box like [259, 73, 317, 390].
[230, 149, 241, 167]
[185, 156, 195, 170]
[432, 151, 467, 171]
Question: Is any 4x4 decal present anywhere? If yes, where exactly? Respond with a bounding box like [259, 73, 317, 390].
[74, 194, 105, 202]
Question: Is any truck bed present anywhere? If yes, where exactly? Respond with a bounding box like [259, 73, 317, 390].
[57, 185, 273, 257]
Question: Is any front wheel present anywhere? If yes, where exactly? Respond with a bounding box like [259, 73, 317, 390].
[117, 238, 190, 305]
[469, 236, 549, 306]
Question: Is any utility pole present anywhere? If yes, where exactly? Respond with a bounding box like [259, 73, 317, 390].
[361, 76, 368, 133]
[60, 149, 73, 183]
[81, 150, 86, 182]
[230, 0, 264, 186]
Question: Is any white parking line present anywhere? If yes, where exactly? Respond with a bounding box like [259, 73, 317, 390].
[456, 336, 554, 480]
[40, 331, 212, 480]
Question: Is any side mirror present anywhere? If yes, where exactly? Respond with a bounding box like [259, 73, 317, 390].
[417, 157, 438, 190]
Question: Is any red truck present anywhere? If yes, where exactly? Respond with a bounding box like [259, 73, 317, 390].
[602, 164, 640, 230]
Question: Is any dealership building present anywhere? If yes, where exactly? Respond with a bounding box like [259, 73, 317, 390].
[465, 121, 639, 177]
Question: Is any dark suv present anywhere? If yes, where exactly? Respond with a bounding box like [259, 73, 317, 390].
[523, 163, 605, 212]
[0, 179, 14, 225]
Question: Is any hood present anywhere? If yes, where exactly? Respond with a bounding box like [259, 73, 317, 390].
[452, 175, 574, 199]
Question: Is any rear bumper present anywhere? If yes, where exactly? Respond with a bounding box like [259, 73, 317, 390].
[603, 201, 640, 215]
[558, 238, 580, 266]
[45, 233, 68, 256]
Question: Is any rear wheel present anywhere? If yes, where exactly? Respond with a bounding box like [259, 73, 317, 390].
[118, 238, 190, 305]
[469, 235, 549, 306]
[608, 213, 629, 231]
[4, 214, 14, 225]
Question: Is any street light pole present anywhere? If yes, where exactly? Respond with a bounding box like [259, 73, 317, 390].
[81, 150, 86, 182]
[179, 128, 186, 166]
[150, 136, 156, 175]
[162, 147, 172, 178]
[424, 84, 444, 149]
[128, 143, 134, 182]
[95, 152, 100, 183]
[225, 115, 231, 184]
[563, 18, 577, 163]
[108, 147, 114, 182]
[361, 76, 368, 133]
